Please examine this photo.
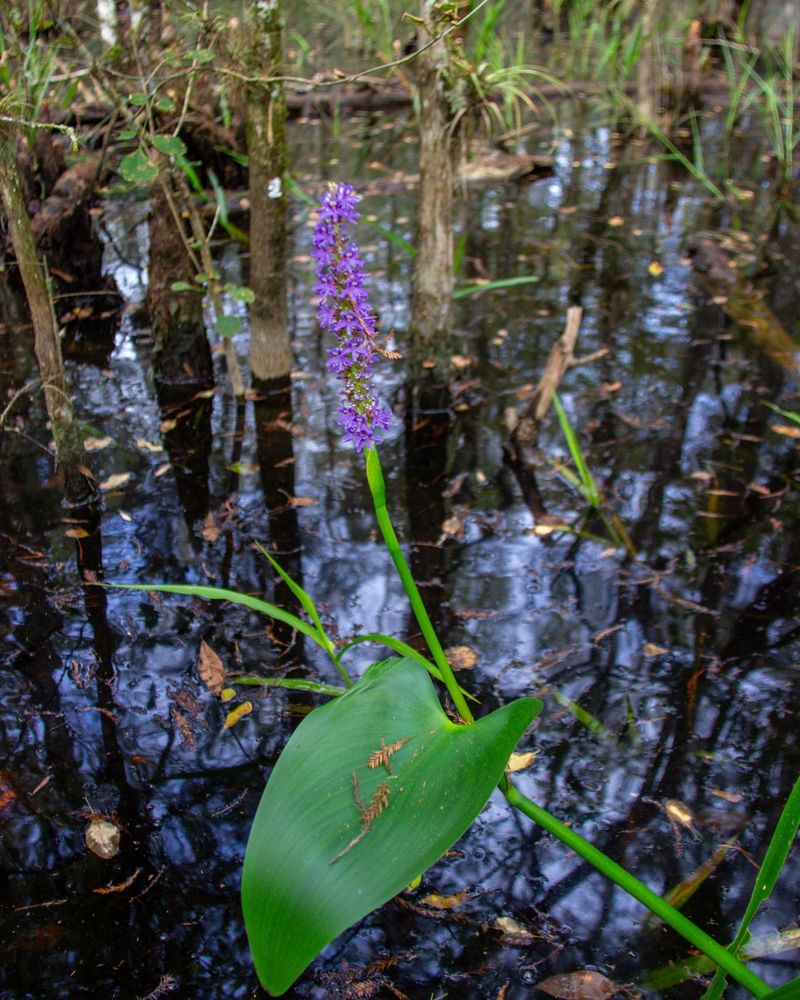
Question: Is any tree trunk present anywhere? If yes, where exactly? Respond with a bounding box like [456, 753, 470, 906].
[243, 0, 291, 384]
[410, 0, 457, 352]
[636, 0, 660, 122]
[146, 175, 214, 388]
[0, 125, 94, 505]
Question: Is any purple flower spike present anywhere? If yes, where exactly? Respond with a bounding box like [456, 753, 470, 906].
[313, 182, 394, 452]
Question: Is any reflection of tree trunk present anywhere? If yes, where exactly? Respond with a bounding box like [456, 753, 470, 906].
[155, 385, 213, 537]
[244, 0, 292, 383]
[147, 177, 214, 388]
[0, 125, 94, 506]
[410, 2, 457, 355]
[254, 377, 304, 664]
[404, 377, 455, 659]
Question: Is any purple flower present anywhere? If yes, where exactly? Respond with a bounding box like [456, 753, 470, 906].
[314, 182, 394, 452]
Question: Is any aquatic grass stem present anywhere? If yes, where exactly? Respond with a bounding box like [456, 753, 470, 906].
[503, 782, 772, 998]
[365, 446, 474, 724]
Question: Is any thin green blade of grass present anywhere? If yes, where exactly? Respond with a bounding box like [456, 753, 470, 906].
[105, 582, 323, 649]
[762, 977, 800, 999]
[532, 674, 616, 743]
[254, 542, 328, 643]
[552, 392, 600, 507]
[645, 928, 800, 990]
[230, 676, 345, 697]
[366, 219, 415, 256]
[764, 401, 800, 426]
[701, 772, 800, 1000]
[662, 843, 738, 914]
[505, 784, 771, 998]
[453, 275, 539, 298]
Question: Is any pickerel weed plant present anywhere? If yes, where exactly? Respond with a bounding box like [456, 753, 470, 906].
[114, 184, 800, 997]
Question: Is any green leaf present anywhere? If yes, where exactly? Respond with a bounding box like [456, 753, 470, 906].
[215, 314, 241, 338]
[224, 283, 255, 303]
[152, 133, 187, 157]
[242, 656, 541, 994]
[170, 281, 198, 293]
[187, 47, 215, 63]
[118, 148, 158, 185]
[128, 91, 148, 107]
[339, 631, 477, 701]
[117, 127, 139, 141]
[155, 97, 175, 112]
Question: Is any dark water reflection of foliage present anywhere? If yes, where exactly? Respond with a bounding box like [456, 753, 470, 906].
[1, 108, 799, 998]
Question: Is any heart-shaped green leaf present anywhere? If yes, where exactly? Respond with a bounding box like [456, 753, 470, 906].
[151, 133, 187, 158]
[118, 148, 158, 185]
[242, 656, 541, 995]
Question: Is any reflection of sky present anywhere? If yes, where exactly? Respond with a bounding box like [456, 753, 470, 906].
[2, 108, 800, 997]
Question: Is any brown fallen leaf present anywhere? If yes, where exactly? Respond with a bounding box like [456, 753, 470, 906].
[494, 916, 538, 946]
[85, 817, 121, 860]
[201, 513, 219, 543]
[99, 471, 132, 491]
[643, 643, 668, 657]
[420, 890, 468, 909]
[197, 640, 225, 695]
[135, 437, 163, 453]
[507, 750, 539, 772]
[771, 423, 800, 439]
[439, 514, 465, 542]
[709, 788, 743, 804]
[83, 435, 113, 452]
[665, 799, 695, 830]
[446, 645, 478, 671]
[536, 970, 620, 999]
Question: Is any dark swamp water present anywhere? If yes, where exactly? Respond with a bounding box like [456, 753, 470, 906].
[1, 104, 800, 999]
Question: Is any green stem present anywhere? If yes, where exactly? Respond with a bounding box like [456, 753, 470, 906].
[365, 447, 474, 724]
[503, 782, 772, 999]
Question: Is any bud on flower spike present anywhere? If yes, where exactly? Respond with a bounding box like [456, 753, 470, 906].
[312, 183, 394, 451]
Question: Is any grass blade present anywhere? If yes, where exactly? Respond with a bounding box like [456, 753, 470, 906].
[106, 582, 323, 648]
[701, 773, 800, 999]
[231, 676, 345, 698]
[504, 783, 771, 998]
[453, 275, 539, 298]
[552, 392, 600, 506]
